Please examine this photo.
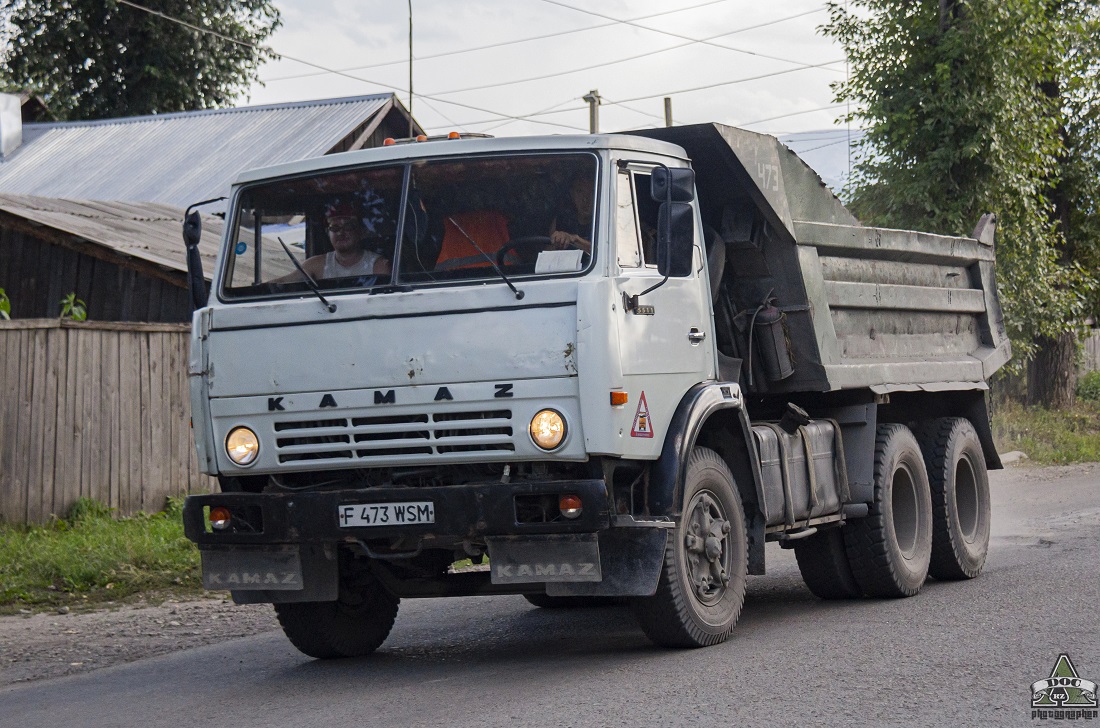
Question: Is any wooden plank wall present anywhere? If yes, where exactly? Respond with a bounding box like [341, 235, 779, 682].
[0, 225, 193, 323]
[0, 319, 216, 524]
[1084, 329, 1100, 374]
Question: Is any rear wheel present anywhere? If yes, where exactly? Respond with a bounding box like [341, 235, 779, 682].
[633, 447, 747, 647]
[274, 575, 399, 659]
[844, 424, 932, 598]
[794, 527, 863, 599]
[915, 418, 991, 580]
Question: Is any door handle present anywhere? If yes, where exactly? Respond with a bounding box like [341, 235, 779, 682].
[687, 328, 706, 345]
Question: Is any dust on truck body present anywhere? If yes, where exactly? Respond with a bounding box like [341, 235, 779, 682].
[181, 123, 1010, 656]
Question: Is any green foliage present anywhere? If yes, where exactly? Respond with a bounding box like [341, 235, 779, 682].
[1078, 370, 1100, 401]
[67, 497, 113, 523]
[0, 286, 9, 320]
[0, 500, 201, 609]
[58, 292, 87, 321]
[0, 0, 281, 121]
[824, 0, 1100, 363]
[993, 398, 1100, 463]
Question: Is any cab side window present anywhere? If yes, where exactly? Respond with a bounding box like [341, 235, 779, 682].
[632, 172, 660, 266]
[615, 171, 641, 268]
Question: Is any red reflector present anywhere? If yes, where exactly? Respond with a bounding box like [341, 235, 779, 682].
[209, 506, 232, 530]
[559, 495, 583, 519]
[383, 137, 396, 146]
[447, 131, 461, 139]
[610, 391, 628, 406]
[415, 134, 427, 142]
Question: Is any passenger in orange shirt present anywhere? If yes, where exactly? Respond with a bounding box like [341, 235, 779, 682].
[435, 210, 512, 270]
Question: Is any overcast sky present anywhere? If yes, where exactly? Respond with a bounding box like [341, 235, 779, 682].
[245, 0, 851, 140]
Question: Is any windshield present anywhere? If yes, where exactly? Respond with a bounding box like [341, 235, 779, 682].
[221, 152, 597, 298]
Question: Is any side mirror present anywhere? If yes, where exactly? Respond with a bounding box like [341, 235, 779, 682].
[650, 167, 695, 203]
[657, 201, 694, 278]
[183, 210, 208, 310]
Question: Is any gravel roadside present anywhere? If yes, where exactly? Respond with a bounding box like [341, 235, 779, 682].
[0, 595, 278, 686]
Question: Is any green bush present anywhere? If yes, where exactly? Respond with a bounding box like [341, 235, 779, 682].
[1078, 371, 1100, 402]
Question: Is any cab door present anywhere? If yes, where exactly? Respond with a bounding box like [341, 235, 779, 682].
[611, 164, 714, 454]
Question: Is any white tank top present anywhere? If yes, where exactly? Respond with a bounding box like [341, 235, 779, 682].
[322, 250, 381, 278]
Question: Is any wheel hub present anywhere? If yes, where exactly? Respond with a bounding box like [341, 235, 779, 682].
[683, 491, 732, 603]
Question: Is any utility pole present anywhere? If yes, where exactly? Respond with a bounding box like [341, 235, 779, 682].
[408, 0, 414, 137]
[663, 97, 673, 127]
[582, 89, 601, 134]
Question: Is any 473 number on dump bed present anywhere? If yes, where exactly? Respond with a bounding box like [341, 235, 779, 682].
[337, 502, 435, 527]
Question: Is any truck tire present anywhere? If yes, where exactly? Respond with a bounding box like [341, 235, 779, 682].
[633, 446, 747, 647]
[915, 417, 991, 580]
[843, 424, 932, 598]
[274, 580, 399, 659]
[793, 528, 863, 599]
[523, 594, 621, 609]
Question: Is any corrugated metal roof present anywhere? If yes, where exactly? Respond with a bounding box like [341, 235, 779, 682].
[0, 193, 223, 280]
[0, 94, 397, 209]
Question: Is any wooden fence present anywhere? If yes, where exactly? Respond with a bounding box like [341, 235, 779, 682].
[1085, 329, 1100, 373]
[1, 319, 215, 525]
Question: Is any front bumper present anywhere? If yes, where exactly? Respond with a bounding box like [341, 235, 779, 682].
[183, 478, 610, 546]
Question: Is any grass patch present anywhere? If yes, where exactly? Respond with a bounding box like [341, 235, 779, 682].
[0, 498, 201, 612]
[1078, 371, 1100, 402]
[993, 399, 1100, 465]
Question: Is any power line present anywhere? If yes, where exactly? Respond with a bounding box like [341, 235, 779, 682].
[790, 136, 856, 154]
[606, 59, 846, 106]
[738, 103, 848, 127]
[423, 8, 830, 98]
[115, 0, 585, 132]
[472, 95, 583, 134]
[536, 0, 843, 73]
[601, 96, 681, 126]
[263, 0, 733, 83]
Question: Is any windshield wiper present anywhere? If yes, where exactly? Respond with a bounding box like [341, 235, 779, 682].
[447, 217, 524, 300]
[277, 238, 337, 313]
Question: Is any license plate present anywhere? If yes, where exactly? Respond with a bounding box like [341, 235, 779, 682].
[337, 501, 435, 528]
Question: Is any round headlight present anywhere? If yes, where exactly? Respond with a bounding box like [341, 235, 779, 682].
[530, 409, 567, 451]
[225, 426, 259, 466]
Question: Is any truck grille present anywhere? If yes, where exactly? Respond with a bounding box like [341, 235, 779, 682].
[273, 409, 514, 464]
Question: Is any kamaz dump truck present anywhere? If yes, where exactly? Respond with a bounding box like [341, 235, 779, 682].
[181, 123, 1010, 656]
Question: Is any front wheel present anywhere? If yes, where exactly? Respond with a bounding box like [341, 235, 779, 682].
[274, 576, 399, 659]
[633, 447, 747, 647]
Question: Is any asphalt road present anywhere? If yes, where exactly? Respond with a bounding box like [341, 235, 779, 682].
[3, 463, 1098, 728]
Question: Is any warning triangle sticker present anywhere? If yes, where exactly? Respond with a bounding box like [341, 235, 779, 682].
[631, 391, 654, 438]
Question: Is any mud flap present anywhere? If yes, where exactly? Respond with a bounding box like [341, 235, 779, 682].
[546, 527, 668, 598]
[198, 544, 338, 604]
[487, 534, 602, 584]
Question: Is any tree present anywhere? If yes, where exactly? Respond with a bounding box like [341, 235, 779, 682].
[0, 0, 281, 121]
[824, 0, 1100, 407]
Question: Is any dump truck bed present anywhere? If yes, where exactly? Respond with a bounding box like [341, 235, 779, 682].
[628, 123, 1011, 394]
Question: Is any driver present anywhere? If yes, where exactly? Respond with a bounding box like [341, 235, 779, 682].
[300, 200, 393, 280]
